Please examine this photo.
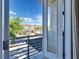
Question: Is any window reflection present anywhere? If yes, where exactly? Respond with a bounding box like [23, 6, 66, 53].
[47, 0, 57, 53]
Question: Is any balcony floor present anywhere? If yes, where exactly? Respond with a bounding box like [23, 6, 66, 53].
[30, 51, 43, 59]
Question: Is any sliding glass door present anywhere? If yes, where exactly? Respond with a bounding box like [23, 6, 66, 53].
[43, 0, 64, 59]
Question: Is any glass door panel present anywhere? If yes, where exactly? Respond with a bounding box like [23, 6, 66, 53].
[43, 0, 64, 59]
[47, 0, 57, 53]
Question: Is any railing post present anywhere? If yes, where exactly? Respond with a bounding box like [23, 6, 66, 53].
[27, 36, 30, 59]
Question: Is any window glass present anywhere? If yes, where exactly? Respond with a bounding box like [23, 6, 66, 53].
[9, 0, 43, 59]
[47, 0, 57, 53]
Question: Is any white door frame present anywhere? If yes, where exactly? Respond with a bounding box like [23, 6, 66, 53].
[2, 0, 9, 59]
[0, 0, 3, 59]
[43, 0, 63, 59]
[65, 0, 72, 59]
[57, 0, 64, 59]
[43, 0, 72, 59]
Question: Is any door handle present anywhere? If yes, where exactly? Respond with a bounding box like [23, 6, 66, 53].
[3, 40, 9, 50]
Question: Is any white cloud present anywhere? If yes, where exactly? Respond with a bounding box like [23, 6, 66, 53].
[23, 14, 42, 25]
[24, 18, 33, 22]
[36, 14, 42, 23]
[9, 10, 16, 15]
[22, 14, 50, 25]
[36, 14, 50, 25]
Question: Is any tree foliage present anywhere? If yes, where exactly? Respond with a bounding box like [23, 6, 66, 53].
[10, 17, 23, 38]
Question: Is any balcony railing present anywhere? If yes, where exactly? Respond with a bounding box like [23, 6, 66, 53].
[9, 34, 43, 59]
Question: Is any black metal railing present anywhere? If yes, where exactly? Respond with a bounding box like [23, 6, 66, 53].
[9, 34, 42, 59]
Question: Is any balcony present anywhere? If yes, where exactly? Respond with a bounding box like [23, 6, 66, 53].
[9, 35, 43, 59]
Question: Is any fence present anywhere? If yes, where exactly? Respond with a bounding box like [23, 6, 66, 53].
[9, 35, 43, 59]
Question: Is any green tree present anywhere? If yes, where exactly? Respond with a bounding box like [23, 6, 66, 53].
[10, 17, 23, 43]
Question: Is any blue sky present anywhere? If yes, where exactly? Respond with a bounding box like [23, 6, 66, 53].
[9, 0, 43, 25]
